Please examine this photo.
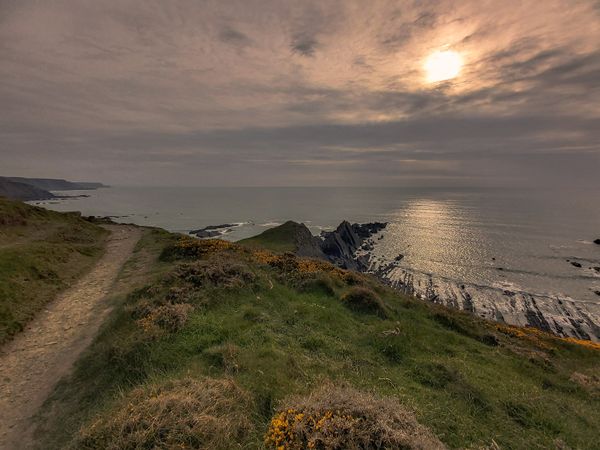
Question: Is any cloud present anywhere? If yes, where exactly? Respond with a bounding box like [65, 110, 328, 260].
[219, 26, 252, 47]
[0, 0, 598, 187]
[291, 34, 319, 57]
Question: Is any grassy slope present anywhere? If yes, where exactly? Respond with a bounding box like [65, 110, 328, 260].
[32, 229, 600, 449]
[238, 221, 302, 253]
[0, 197, 109, 343]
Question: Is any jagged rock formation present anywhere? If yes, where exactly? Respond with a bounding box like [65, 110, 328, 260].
[319, 221, 387, 270]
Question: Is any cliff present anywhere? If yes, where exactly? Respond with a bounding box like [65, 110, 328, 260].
[0, 179, 55, 201]
[4, 177, 106, 191]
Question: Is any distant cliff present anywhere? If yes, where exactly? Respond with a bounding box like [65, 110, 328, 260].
[0, 179, 55, 201]
[4, 177, 107, 191]
[0, 176, 107, 201]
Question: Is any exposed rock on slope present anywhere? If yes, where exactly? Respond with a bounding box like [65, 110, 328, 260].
[320, 221, 387, 270]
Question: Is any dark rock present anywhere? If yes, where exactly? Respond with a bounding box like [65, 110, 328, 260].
[202, 223, 237, 231]
[594, 238, 600, 245]
[291, 222, 326, 258]
[570, 261, 582, 268]
[190, 223, 239, 238]
[395, 254, 404, 262]
[594, 290, 600, 297]
[192, 229, 222, 238]
[320, 221, 387, 270]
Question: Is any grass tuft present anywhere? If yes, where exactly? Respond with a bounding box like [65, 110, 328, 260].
[73, 377, 254, 450]
[341, 287, 388, 318]
[265, 384, 446, 449]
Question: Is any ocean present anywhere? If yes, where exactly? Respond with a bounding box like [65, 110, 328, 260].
[35, 186, 600, 309]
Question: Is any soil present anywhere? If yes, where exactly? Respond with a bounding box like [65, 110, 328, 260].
[0, 225, 141, 449]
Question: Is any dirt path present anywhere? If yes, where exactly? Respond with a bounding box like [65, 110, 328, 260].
[0, 225, 141, 449]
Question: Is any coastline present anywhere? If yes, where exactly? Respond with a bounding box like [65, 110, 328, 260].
[28, 187, 600, 341]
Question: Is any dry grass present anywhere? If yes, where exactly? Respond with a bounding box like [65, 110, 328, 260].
[137, 303, 193, 336]
[265, 384, 445, 450]
[341, 287, 388, 318]
[176, 258, 256, 288]
[73, 377, 254, 450]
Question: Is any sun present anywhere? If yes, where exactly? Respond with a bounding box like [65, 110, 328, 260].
[424, 50, 463, 83]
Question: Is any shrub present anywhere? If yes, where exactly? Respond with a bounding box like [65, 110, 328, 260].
[160, 237, 238, 261]
[265, 384, 445, 449]
[73, 377, 254, 449]
[341, 287, 388, 318]
[176, 259, 256, 288]
[137, 303, 193, 335]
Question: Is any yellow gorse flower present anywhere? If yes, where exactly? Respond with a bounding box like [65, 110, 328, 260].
[264, 408, 361, 449]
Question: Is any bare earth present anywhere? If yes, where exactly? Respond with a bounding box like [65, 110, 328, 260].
[0, 225, 141, 449]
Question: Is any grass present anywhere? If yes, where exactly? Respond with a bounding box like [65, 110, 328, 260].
[0, 197, 108, 344]
[30, 233, 600, 449]
[238, 221, 305, 253]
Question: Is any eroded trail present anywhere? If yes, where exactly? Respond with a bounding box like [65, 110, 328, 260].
[0, 225, 141, 449]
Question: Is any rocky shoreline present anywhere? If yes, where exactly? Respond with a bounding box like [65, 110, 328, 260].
[353, 226, 600, 342]
[197, 218, 600, 341]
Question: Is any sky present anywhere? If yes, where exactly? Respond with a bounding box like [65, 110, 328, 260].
[1, 0, 599, 187]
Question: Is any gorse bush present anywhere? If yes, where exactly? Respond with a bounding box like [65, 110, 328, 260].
[176, 258, 256, 289]
[73, 377, 254, 450]
[137, 303, 193, 336]
[159, 237, 238, 261]
[265, 384, 446, 450]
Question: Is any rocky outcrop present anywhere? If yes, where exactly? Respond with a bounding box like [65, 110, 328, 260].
[319, 221, 387, 270]
[363, 233, 600, 342]
[190, 224, 238, 238]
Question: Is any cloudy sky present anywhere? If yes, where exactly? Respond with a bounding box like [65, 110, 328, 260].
[1, 0, 599, 186]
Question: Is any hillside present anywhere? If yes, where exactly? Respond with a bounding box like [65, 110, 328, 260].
[0, 198, 108, 343]
[4, 177, 106, 191]
[26, 220, 600, 449]
[0, 180, 55, 201]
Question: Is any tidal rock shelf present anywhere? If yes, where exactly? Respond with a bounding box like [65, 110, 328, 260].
[369, 261, 600, 342]
[332, 223, 600, 341]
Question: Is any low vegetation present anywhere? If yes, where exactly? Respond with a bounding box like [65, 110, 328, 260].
[73, 377, 255, 450]
[265, 384, 445, 449]
[16, 217, 600, 449]
[239, 220, 306, 253]
[0, 197, 108, 343]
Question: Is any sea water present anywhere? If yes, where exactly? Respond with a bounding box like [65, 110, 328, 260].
[36, 186, 600, 304]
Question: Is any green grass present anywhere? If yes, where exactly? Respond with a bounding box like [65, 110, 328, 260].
[0, 197, 109, 343]
[32, 234, 600, 449]
[238, 220, 304, 253]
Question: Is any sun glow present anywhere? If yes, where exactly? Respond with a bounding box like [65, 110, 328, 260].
[424, 50, 463, 83]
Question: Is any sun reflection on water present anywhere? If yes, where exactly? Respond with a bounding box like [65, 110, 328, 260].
[376, 199, 489, 283]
